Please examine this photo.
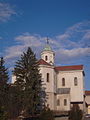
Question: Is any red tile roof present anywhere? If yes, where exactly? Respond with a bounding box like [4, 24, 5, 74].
[85, 91, 90, 95]
[38, 59, 83, 71]
[55, 65, 83, 71]
[38, 59, 51, 66]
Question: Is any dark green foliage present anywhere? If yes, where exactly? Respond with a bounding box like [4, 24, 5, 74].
[7, 84, 23, 119]
[0, 57, 9, 84]
[68, 104, 83, 120]
[13, 47, 45, 117]
[0, 106, 8, 120]
[39, 108, 54, 120]
[0, 57, 9, 119]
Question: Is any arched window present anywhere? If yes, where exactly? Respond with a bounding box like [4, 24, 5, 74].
[45, 56, 48, 61]
[64, 99, 67, 106]
[62, 78, 65, 86]
[57, 99, 60, 106]
[47, 73, 49, 82]
[74, 77, 78, 86]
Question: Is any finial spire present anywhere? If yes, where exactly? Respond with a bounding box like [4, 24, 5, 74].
[47, 36, 49, 44]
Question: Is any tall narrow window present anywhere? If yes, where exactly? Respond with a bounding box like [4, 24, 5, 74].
[64, 99, 67, 106]
[74, 77, 78, 86]
[45, 56, 48, 61]
[62, 78, 65, 86]
[57, 99, 60, 106]
[47, 73, 49, 82]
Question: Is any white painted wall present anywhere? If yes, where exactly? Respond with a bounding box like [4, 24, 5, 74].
[39, 65, 56, 110]
[39, 65, 56, 93]
[85, 95, 90, 105]
[46, 92, 56, 110]
[39, 63, 84, 111]
[41, 51, 55, 65]
[57, 94, 70, 111]
[57, 70, 84, 102]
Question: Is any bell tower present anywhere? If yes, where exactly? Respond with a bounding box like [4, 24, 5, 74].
[41, 37, 55, 65]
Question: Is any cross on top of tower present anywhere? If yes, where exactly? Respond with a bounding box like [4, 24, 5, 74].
[43, 36, 52, 51]
[46, 36, 49, 44]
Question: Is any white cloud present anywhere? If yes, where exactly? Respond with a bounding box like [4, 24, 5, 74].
[56, 34, 70, 40]
[15, 33, 42, 47]
[5, 33, 44, 62]
[56, 21, 90, 48]
[83, 31, 90, 40]
[3, 21, 90, 69]
[0, 2, 16, 22]
[56, 47, 90, 64]
[5, 45, 24, 60]
[56, 47, 90, 58]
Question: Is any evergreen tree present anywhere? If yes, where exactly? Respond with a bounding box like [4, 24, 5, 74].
[13, 47, 45, 117]
[0, 57, 9, 87]
[0, 57, 9, 119]
[7, 84, 23, 119]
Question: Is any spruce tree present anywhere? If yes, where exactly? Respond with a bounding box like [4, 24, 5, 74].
[13, 47, 45, 117]
[0, 57, 9, 119]
[7, 84, 23, 119]
[0, 57, 9, 87]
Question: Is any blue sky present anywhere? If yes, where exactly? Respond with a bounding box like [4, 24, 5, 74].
[0, 0, 90, 90]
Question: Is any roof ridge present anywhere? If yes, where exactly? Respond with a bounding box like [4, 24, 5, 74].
[55, 65, 83, 71]
[55, 64, 83, 67]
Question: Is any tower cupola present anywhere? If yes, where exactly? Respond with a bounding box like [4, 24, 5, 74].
[41, 37, 55, 65]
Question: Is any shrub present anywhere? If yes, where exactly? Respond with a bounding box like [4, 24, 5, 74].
[68, 104, 83, 120]
[39, 108, 54, 120]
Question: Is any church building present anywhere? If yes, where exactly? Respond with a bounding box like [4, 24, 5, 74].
[12, 40, 85, 113]
[38, 41, 85, 112]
